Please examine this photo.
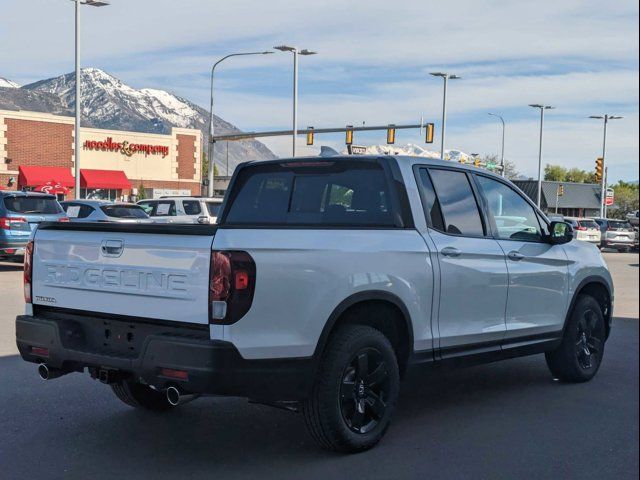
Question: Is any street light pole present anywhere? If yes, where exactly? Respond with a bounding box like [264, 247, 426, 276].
[274, 46, 317, 157]
[529, 104, 555, 209]
[488, 113, 506, 177]
[73, 0, 109, 199]
[207, 51, 272, 197]
[430, 72, 460, 160]
[590, 114, 622, 218]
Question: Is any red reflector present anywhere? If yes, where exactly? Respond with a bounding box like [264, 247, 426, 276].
[576, 226, 587, 231]
[235, 270, 249, 290]
[31, 346, 49, 357]
[161, 368, 189, 380]
[5, 249, 15, 254]
[58, 217, 70, 222]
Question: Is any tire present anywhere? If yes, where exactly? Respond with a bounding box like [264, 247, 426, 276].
[617, 247, 630, 253]
[111, 380, 174, 412]
[302, 325, 400, 453]
[545, 294, 606, 383]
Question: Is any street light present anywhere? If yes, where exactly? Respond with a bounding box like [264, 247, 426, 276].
[589, 114, 623, 217]
[528, 104, 555, 208]
[488, 112, 506, 177]
[207, 51, 272, 197]
[72, 0, 109, 199]
[274, 45, 317, 157]
[430, 72, 460, 160]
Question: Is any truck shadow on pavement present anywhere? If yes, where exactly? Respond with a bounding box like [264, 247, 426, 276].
[1, 318, 637, 478]
[0, 262, 23, 272]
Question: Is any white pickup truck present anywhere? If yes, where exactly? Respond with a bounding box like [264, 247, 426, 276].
[17, 156, 614, 452]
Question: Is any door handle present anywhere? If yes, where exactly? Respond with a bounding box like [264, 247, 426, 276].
[441, 246, 462, 257]
[507, 251, 525, 261]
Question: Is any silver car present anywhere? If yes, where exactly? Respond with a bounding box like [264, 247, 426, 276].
[60, 200, 153, 223]
[564, 217, 602, 246]
[594, 218, 636, 252]
[137, 196, 223, 224]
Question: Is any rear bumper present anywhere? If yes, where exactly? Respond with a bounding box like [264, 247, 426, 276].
[0, 237, 28, 252]
[604, 239, 635, 248]
[16, 312, 314, 401]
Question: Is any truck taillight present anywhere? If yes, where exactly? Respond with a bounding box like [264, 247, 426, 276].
[209, 250, 256, 324]
[24, 240, 34, 303]
[576, 226, 587, 231]
[0, 217, 27, 230]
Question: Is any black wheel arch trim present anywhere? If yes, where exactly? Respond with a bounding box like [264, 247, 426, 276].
[312, 290, 415, 363]
[564, 275, 613, 337]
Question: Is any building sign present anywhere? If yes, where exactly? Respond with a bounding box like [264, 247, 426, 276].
[348, 145, 368, 155]
[605, 188, 615, 206]
[83, 137, 169, 157]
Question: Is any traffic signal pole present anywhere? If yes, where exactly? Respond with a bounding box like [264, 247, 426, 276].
[599, 115, 608, 218]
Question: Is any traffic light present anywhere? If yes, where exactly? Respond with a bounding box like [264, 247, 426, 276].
[306, 127, 314, 146]
[386, 125, 396, 144]
[557, 184, 564, 197]
[595, 157, 603, 182]
[345, 125, 353, 145]
[425, 123, 434, 144]
[474, 158, 481, 167]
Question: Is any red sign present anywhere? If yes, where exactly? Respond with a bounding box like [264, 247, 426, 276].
[36, 180, 70, 196]
[605, 188, 614, 206]
[83, 137, 169, 157]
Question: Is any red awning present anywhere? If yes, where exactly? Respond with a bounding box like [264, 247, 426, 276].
[18, 166, 75, 188]
[80, 169, 131, 189]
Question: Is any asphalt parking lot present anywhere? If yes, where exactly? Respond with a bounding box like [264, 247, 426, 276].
[0, 252, 638, 479]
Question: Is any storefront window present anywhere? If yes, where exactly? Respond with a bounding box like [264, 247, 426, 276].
[82, 189, 121, 201]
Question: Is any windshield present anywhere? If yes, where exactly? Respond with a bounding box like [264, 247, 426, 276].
[101, 205, 149, 219]
[3, 196, 63, 214]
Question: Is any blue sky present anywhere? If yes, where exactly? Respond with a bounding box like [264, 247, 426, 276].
[1, 0, 638, 181]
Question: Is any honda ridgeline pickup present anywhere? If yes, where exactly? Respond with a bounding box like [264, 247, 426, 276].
[16, 156, 613, 452]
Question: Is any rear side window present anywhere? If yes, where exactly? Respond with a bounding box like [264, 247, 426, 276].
[183, 200, 202, 215]
[101, 205, 149, 219]
[428, 169, 484, 236]
[3, 196, 63, 214]
[206, 202, 222, 217]
[224, 161, 397, 227]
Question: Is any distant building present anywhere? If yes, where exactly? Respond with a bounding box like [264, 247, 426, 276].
[513, 180, 602, 217]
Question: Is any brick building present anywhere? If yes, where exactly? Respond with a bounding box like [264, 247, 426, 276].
[0, 109, 202, 200]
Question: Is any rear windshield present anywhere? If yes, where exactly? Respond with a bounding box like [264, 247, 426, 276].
[578, 220, 599, 229]
[608, 220, 632, 230]
[3, 196, 63, 214]
[101, 205, 149, 219]
[206, 202, 222, 217]
[224, 161, 397, 227]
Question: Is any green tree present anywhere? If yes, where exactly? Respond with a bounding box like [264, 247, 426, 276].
[544, 164, 567, 181]
[137, 181, 147, 200]
[609, 181, 639, 219]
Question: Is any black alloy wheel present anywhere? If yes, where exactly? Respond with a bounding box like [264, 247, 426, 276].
[339, 347, 390, 434]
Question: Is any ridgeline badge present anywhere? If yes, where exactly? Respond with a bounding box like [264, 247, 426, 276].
[83, 137, 169, 157]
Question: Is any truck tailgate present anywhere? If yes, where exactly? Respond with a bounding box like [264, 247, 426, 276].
[31, 224, 215, 324]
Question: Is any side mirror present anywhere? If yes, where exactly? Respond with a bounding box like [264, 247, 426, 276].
[549, 221, 573, 245]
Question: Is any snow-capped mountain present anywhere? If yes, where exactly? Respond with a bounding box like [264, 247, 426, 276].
[342, 143, 471, 162]
[11, 68, 275, 169]
[0, 77, 21, 89]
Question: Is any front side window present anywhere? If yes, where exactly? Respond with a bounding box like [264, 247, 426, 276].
[101, 205, 149, 219]
[476, 175, 543, 242]
[428, 169, 484, 236]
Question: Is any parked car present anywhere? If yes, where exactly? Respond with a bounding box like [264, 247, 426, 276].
[626, 210, 639, 227]
[546, 213, 565, 223]
[564, 217, 601, 246]
[61, 200, 152, 224]
[0, 191, 67, 260]
[593, 218, 636, 252]
[17, 156, 613, 453]
[137, 196, 223, 224]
